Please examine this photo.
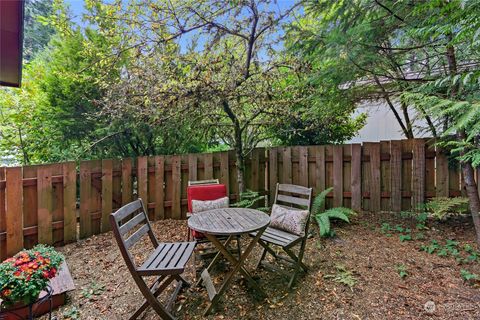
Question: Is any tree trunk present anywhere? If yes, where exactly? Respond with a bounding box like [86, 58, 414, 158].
[458, 132, 480, 247]
[446, 39, 480, 247]
[400, 101, 414, 139]
[234, 124, 246, 193]
[373, 76, 413, 139]
[222, 100, 246, 193]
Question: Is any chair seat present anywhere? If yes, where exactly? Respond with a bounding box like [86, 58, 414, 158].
[138, 242, 196, 276]
[250, 226, 302, 248]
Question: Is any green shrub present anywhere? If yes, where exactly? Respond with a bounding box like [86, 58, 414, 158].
[423, 197, 469, 220]
[312, 187, 356, 237]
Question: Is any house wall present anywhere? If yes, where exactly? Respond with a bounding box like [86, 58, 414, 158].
[347, 100, 429, 143]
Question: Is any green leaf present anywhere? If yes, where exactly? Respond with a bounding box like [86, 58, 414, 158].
[312, 187, 333, 215]
[325, 207, 353, 222]
[315, 213, 331, 237]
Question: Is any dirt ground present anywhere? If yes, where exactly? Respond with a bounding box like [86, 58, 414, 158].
[42, 212, 480, 320]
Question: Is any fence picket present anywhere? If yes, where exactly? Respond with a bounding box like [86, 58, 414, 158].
[137, 157, 148, 207]
[333, 145, 343, 207]
[172, 156, 181, 219]
[413, 139, 426, 209]
[204, 153, 213, 180]
[37, 165, 53, 245]
[283, 147, 292, 184]
[299, 147, 308, 187]
[315, 146, 326, 210]
[380, 141, 391, 211]
[351, 144, 361, 212]
[22, 166, 37, 249]
[269, 148, 278, 205]
[188, 154, 197, 182]
[121, 158, 133, 206]
[79, 161, 92, 239]
[6, 167, 23, 256]
[155, 156, 165, 220]
[220, 152, 230, 196]
[390, 141, 402, 212]
[101, 159, 113, 232]
[251, 149, 260, 191]
[436, 150, 449, 197]
[63, 162, 76, 243]
[0, 167, 5, 260]
[367, 143, 381, 212]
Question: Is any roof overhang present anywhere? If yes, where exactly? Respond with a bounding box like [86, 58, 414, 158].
[0, 0, 25, 88]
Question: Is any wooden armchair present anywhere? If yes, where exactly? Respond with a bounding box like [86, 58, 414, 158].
[251, 183, 313, 289]
[110, 199, 195, 320]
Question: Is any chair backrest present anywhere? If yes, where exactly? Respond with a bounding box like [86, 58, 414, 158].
[274, 183, 313, 236]
[188, 179, 219, 186]
[187, 182, 227, 213]
[110, 199, 158, 272]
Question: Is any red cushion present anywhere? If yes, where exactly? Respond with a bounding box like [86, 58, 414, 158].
[187, 184, 227, 239]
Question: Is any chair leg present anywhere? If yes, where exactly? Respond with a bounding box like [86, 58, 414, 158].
[236, 236, 242, 259]
[174, 274, 191, 288]
[286, 242, 308, 289]
[284, 247, 308, 273]
[288, 263, 301, 289]
[256, 246, 268, 270]
[130, 275, 176, 320]
[166, 276, 189, 313]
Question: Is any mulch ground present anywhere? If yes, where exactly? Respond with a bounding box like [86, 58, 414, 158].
[42, 212, 480, 320]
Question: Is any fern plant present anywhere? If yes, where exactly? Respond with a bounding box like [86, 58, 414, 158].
[312, 187, 356, 237]
[424, 197, 469, 220]
[231, 189, 270, 213]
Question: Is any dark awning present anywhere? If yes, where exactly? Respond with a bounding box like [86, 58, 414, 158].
[0, 0, 24, 87]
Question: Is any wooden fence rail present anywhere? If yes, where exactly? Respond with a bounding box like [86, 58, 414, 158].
[0, 138, 473, 260]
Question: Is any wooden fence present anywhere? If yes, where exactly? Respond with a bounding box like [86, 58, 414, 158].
[0, 138, 471, 260]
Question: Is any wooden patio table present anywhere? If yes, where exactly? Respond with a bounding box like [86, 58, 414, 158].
[188, 207, 270, 315]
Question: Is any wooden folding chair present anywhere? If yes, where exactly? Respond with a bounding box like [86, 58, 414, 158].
[110, 199, 196, 320]
[251, 183, 313, 289]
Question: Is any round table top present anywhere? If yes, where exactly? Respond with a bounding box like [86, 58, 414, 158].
[188, 208, 270, 236]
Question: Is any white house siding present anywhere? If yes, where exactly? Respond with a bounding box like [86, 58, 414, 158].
[347, 100, 429, 143]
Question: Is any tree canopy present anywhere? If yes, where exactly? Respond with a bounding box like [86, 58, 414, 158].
[0, 0, 364, 195]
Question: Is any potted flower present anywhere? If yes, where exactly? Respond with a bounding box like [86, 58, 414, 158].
[0, 245, 64, 313]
